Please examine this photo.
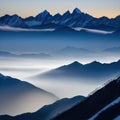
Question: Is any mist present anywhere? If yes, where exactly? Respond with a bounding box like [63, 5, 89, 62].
[0, 30, 120, 98]
[0, 56, 119, 98]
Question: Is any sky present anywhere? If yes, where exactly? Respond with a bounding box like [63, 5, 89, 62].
[0, 0, 120, 18]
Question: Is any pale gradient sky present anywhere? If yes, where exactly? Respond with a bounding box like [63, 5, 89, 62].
[0, 0, 120, 18]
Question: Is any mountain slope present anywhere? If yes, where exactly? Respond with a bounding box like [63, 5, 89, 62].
[0, 96, 85, 120]
[37, 60, 120, 81]
[0, 73, 58, 115]
[53, 76, 120, 120]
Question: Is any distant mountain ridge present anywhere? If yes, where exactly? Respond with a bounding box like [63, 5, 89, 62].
[37, 60, 120, 81]
[0, 8, 120, 31]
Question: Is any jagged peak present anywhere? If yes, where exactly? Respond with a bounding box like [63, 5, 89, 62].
[99, 16, 109, 20]
[11, 14, 19, 17]
[42, 10, 49, 14]
[7, 14, 21, 19]
[72, 8, 81, 14]
[73, 61, 80, 64]
[63, 10, 71, 16]
[36, 10, 50, 18]
[54, 13, 62, 17]
[85, 61, 102, 66]
[11, 14, 23, 20]
[0, 14, 11, 19]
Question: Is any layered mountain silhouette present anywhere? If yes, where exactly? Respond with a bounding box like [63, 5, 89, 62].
[37, 60, 120, 81]
[0, 8, 120, 31]
[0, 76, 120, 120]
[0, 96, 85, 120]
[0, 73, 58, 115]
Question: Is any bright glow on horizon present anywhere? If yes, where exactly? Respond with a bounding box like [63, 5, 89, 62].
[0, 0, 120, 18]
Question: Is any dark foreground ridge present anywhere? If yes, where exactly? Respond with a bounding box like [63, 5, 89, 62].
[0, 76, 120, 120]
[53, 76, 120, 120]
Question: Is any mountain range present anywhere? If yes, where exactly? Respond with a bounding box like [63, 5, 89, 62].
[0, 73, 58, 115]
[37, 60, 120, 81]
[0, 76, 120, 120]
[0, 8, 120, 31]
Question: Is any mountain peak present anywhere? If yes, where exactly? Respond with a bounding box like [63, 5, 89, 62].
[12, 14, 19, 17]
[10, 14, 22, 20]
[36, 10, 50, 17]
[35, 10, 51, 21]
[84, 61, 102, 67]
[42, 10, 49, 14]
[70, 61, 83, 66]
[54, 13, 61, 17]
[73, 61, 80, 64]
[89, 61, 102, 65]
[63, 10, 71, 16]
[73, 8, 81, 14]
[2, 14, 10, 17]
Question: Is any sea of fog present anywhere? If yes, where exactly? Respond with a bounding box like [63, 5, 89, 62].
[0, 30, 120, 98]
[0, 57, 119, 98]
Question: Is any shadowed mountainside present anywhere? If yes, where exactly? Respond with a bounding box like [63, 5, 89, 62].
[53, 77, 120, 120]
[37, 60, 120, 81]
[0, 73, 58, 115]
[0, 96, 85, 120]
